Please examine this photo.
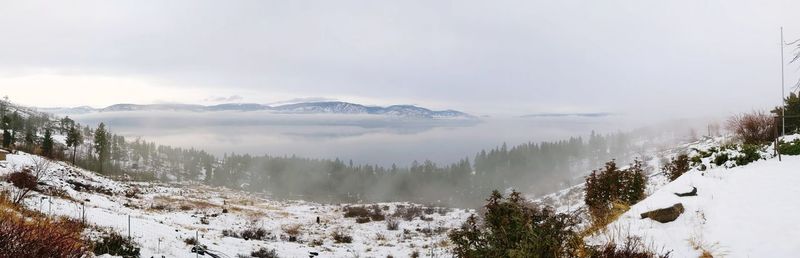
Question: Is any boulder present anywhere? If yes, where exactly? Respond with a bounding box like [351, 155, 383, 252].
[640, 203, 684, 223]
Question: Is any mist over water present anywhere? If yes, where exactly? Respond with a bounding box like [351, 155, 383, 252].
[65, 111, 645, 166]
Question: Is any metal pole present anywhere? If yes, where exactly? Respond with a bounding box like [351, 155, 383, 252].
[128, 215, 131, 239]
[781, 27, 786, 136]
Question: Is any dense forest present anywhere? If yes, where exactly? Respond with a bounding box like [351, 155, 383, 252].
[2, 99, 640, 207]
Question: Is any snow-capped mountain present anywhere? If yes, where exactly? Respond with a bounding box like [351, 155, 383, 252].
[38, 101, 475, 119]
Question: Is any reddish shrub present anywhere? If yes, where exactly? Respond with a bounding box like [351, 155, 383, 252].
[8, 169, 37, 190]
[0, 195, 88, 257]
[727, 111, 776, 144]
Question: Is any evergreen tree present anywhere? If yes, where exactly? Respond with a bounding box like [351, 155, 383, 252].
[66, 125, 83, 165]
[94, 123, 110, 173]
[42, 129, 53, 158]
[23, 125, 35, 152]
[1, 115, 10, 148]
[1, 129, 10, 148]
[779, 92, 800, 134]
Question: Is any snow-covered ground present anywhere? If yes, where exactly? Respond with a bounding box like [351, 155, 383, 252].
[585, 135, 800, 257]
[0, 153, 471, 258]
[3, 134, 799, 257]
[593, 156, 800, 257]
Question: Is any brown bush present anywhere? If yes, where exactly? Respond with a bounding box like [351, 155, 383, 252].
[250, 247, 280, 258]
[281, 224, 302, 237]
[727, 111, 776, 145]
[0, 194, 88, 258]
[240, 227, 268, 240]
[343, 206, 370, 218]
[369, 205, 385, 221]
[332, 230, 353, 243]
[393, 205, 423, 221]
[8, 169, 37, 190]
[184, 237, 198, 245]
[8, 169, 39, 204]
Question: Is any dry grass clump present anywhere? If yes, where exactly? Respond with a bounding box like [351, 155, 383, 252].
[151, 195, 221, 212]
[688, 233, 726, 258]
[589, 236, 671, 258]
[281, 223, 302, 237]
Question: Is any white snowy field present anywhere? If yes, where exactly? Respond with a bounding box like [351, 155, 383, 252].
[580, 135, 800, 257]
[592, 154, 800, 257]
[0, 153, 471, 258]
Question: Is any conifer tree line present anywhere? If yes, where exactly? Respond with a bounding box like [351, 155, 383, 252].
[2, 99, 638, 207]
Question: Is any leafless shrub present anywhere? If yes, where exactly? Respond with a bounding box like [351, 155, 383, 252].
[386, 218, 400, 231]
[250, 247, 280, 258]
[9, 169, 38, 204]
[393, 205, 423, 221]
[727, 111, 776, 145]
[332, 229, 353, 243]
[240, 227, 268, 240]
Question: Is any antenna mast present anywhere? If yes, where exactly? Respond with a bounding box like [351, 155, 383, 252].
[781, 27, 786, 137]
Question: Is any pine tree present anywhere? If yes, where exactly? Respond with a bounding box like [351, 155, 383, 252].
[42, 129, 53, 158]
[94, 123, 110, 173]
[2, 129, 10, 148]
[66, 125, 83, 165]
[24, 126, 35, 152]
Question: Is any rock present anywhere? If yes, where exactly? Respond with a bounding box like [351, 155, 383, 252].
[640, 203, 684, 223]
[674, 187, 698, 197]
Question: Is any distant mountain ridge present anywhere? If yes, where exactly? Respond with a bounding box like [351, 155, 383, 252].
[40, 101, 475, 119]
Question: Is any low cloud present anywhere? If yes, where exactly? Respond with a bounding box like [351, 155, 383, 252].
[267, 97, 338, 106]
[204, 95, 244, 103]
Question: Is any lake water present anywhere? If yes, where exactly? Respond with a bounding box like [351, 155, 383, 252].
[66, 111, 642, 166]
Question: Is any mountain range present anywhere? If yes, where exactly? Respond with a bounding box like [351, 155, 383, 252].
[39, 101, 475, 119]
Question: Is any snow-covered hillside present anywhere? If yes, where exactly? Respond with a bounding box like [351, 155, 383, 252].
[593, 154, 800, 257]
[0, 153, 471, 258]
[576, 135, 800, 257]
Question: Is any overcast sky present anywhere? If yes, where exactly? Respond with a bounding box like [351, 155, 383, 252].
[1, 0, 799, 117]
